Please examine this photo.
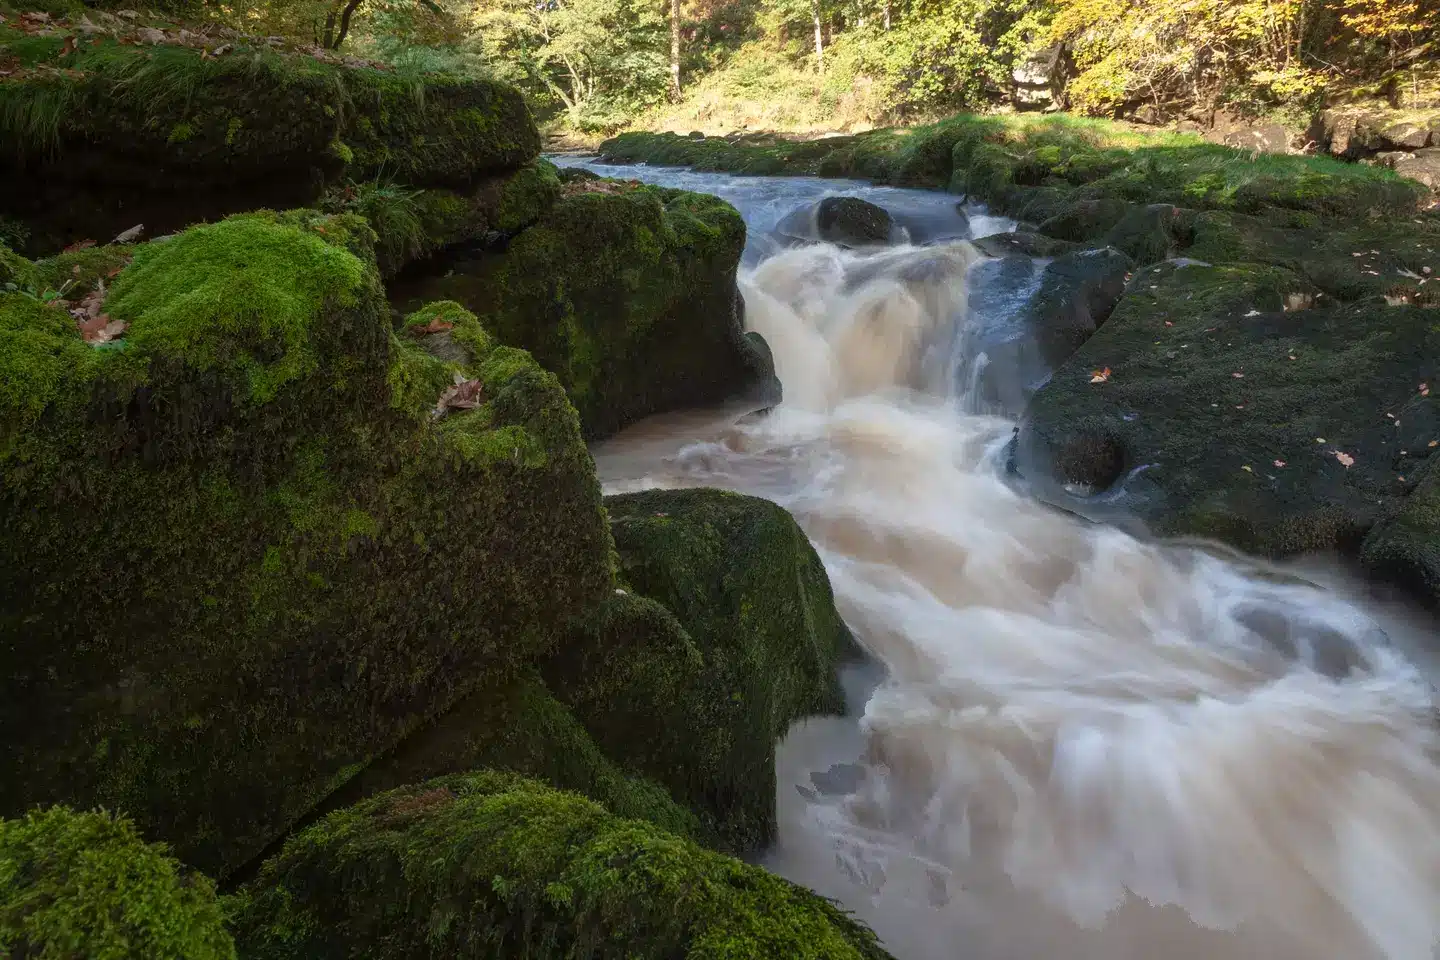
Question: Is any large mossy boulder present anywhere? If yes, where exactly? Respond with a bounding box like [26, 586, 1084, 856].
[0, 16, 539, 253]
[0, 806, 235, 960]
[231, 772, 895, 960]
[393, 181, 780, 438]
[550, 488, 861, 853]
[0, 213, 614, 877]
[1013, 259, 1440, 557]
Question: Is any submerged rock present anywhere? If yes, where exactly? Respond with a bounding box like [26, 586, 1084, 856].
[0, 212, 614, 877]
[0, 806, 235, 960]
[563, 488, 862, 853]
[231, 772, 896, 960]
[1014, 258, 1440, 557]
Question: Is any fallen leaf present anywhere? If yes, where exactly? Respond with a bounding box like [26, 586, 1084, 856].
[1164, 321, 1173, 326]
[1399, 476, 1407, 482]
[1274, 460, 1286, 467]
[1241, 465, 1253, 472]
[408, 320, 453, 335]
[1430, 440, 1438, 448]
[1334, 451, 1355, 468]
[433, 377, 484, 417]
[111, 223, 144, 244]
[1089, 367, 1111, 383]
[1316, 437, 1326, 443]
[1232, 371, 1244, 378]
[1420, 383, 1430, 396]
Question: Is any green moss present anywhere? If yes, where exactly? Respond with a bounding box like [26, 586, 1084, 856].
[324, 668, 700, 839]
[392, 184, 777, 439]
[31, 244, 135, 297]
[105, 215, 367, 403]
[231, 772, 894, 960]
[0, 28, 540, 254]
[548, 489, 860, 853]
[494, 157, 562, 234]
[0, 806, 235, 960]
[0, 243, 37, 291]
[1, 214, 615, 879]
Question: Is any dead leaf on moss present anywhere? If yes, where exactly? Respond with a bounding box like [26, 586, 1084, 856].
[1089, 367, 1112, 383]
[1334, 451, 1355, 468]
[408, 319, 453, 335]
[434, 373, 484, 418]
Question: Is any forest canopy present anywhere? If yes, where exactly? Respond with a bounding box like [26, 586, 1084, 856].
[61, 0, 1440, 130]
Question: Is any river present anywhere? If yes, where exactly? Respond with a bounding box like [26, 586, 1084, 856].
[555, 155, 1440, 960]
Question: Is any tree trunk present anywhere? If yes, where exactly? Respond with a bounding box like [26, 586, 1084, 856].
[883, 0, 891, 29]
[670, 0, 682, 100]
[327, 0, 364, 49]
[812, 0, 824, 74]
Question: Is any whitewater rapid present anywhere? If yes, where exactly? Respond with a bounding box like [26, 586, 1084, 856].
[562, 157, 1440, 960]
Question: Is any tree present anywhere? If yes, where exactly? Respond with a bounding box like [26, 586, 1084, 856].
[671, 0, 683, 98]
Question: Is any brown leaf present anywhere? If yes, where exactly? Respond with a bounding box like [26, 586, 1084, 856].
[434, 378, 484, 417]
[1088, 367, 1112, 384]
[59, 34, 76, 56]
[409, 320, 453, 336]
[1334, 451, 1355, 468]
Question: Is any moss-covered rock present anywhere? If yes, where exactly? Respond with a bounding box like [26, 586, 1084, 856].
[0, 806, 235, 960]
[0, 20, 539, 252]
[326, 160, 562, 277]
[0, 241, 37, 289]
[552, 489, 860, 853]
[1360, 457, 1440, 609]
[324, 666, 701, 840]
[231, 772, 895, 960]
[0, 213, 614, 878]
[1013, 259, 1440, 557]
[392, 182, 780, 438]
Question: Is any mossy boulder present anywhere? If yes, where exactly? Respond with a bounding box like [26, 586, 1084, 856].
[0, 20, 539, 252]
[326, 160, 563, 277]
[393, 183, 780, 438]
[553, 488, 860, 853]
[231, 772, 895, 960]
[1013, 259, 1440, 557]
[0, 212, 614, 877]
[0, 806, 235, 960]
[322, 665, 700, 840]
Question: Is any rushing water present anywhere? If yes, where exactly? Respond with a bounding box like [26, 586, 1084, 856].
[556, 156, 1440, 960]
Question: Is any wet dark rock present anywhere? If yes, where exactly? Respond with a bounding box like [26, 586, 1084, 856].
[1014, 258, 1440, 558]
[1027, 246, 1134, 368]
[778, 196, 896, 248]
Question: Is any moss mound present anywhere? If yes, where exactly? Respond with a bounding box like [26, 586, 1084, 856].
[1013, 259, 1440, 557]
[0, 806, 235, 960]
[392, 182, 780, 438]
[231, 772, 895, 960]
[0, 212, 613, 878]
[552, 488, 860, 853]
[327, 667, 701, 839]
[0, 16, 539, 253]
